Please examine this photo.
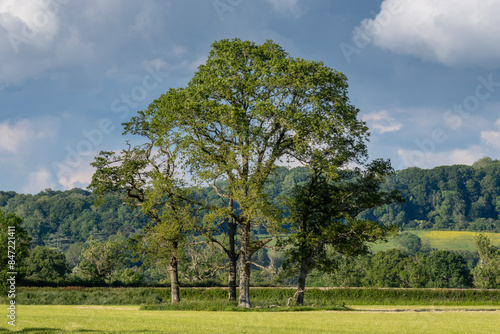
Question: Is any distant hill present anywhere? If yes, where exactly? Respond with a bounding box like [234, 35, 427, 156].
[363, 157, 500, 232]
[2, 158, 500, 256]
[0, 188, 148, 248]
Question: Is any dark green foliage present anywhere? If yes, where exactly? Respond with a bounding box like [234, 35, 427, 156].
[369, 158, 500, 231]
[473, 234, 500, 288]
[423, 250, 473, 288]
[0, 210, 31, 292]
[0, 189, 147, 247]
[326, 255, 370, 287]
[365, 249, 409, 287]
[26, 246, 70, 281]
[3, 158, 500, 290]
[1, 157, 500, 251]
[9, 287, 166, 305]
[334, 249, 474, 289]
[74, 238, 126, 281]
[396, 232, 426, 254]
[6, 287, 500, 306]
[280, 161, 402, 305]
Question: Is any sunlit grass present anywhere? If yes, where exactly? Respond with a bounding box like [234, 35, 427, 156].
[2, 305, 500, 333]
[371, 230, 500, 253]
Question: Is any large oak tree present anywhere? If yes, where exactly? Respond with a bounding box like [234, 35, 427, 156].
[91, 38, 370, 308]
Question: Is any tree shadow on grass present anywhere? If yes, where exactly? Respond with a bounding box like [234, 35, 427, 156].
[10, 329, 162, 333]
[14, 329, 65, 333]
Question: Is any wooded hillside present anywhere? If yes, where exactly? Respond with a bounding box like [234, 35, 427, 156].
[2, 157, 500, 254]
[2, 159, 500, 290]
[365, 157, 500, 232]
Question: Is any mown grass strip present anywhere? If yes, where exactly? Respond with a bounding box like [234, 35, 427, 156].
[140, 301, 350, 312]
[3, 305, 500, 334]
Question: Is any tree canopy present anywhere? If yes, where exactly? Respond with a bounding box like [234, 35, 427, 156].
[118, 38, 371, 308]
[26, 246, 70, 281]
[281, 161, 401, 305]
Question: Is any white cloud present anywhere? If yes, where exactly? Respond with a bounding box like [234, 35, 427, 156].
[0, 1, 95, 85]
[57, 157, 96, 190]
[357, 0, 500, 68]
[0, 117, 59, 153]
[362, 110, 403, 134]
[0, 0, 61, 48]
[481, 118, 500, 149]
[398, 146, 488, 169]
[23, 168, 56, 194]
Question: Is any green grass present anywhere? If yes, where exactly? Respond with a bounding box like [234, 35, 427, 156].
[370, 230, 500, 253]
[2, 305, 500, 333]
[140, 301, 348, 312]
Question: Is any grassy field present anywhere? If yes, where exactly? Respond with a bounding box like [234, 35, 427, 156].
[2, 305, 500, 333]
[370, 230, 500, 252]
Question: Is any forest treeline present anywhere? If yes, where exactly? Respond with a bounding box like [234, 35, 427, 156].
[2, 157, 500, 251]
[1, 157, 500, 289]
[364, 156, 500, 232]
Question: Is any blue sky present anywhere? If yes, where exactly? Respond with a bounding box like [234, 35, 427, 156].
[1, 0, 500, 193]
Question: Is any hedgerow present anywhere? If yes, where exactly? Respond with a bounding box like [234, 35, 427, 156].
[6, 287, 500, 306]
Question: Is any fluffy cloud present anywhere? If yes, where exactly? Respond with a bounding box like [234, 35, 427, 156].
[356, 0, 500, 68]
[0, 1, 95, 85]
[481, 118, 500, 149]
[0, 117, 59, 153]
[0, 0, 60, 48]
[23, 168, 56, 194]
[56, 156, 96, 190]
[362, 110, 403, 134]
[0, 1, 168, 86]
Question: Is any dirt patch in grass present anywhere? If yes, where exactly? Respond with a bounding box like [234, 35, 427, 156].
[350, 307, 500, 313]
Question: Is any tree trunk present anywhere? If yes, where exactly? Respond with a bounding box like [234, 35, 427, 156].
[296, 256, 311, 306]
[238, 252, 251, 308]
[169, 254, 180, 303]
[238, 223, 252, 308]
[228, 256, 237, 302]
[227, 199, 238, 302]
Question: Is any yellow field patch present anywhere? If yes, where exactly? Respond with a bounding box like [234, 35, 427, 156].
[413, 230, 500, 251]
[371, 230, 500, 252]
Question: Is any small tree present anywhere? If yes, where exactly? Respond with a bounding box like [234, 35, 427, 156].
[365, 249, 409, 288]
[26, 246, 70, 281]
[473, 233, 500, 288]
[423, 250, 473, 288]
[74, 238, 125, 282]
[281, 160, 401, 305]
[179, 241, 227, 283]
[0, 210, 31, 292]
[397, 232, 421, 254]
[89, 141, 193, 303]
